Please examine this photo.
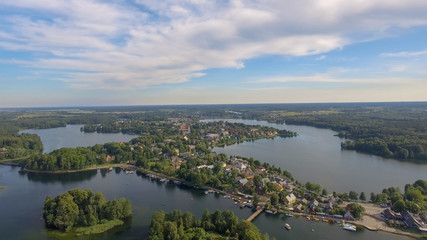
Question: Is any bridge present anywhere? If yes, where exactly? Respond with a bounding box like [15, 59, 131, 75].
[246, 207, 265, 222]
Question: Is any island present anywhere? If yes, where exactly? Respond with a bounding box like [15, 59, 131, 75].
[149, 209, 274, 240]
[43, 189, 132, 235]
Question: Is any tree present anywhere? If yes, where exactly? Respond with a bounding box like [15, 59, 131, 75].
[253, 175, 263, 188]
[253, 193, 260, 206]
[370, 192, 377, 202]
[52, 193, 79, 231]
[346, 203, 365, 219]
[405, 201, 421, 214]
[322, 188, 328, 196]
[163, 221, 179, 240]
[270, 193, 279, 207]
[359, 192, 366, 201]
[390, 192, 403, 204]
[349, 191, 358, 201]
[391, 200, 406, 213]
[236, 220, 262, 240]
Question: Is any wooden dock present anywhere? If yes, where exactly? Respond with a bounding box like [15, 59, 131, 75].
[247, 207, 264, 222]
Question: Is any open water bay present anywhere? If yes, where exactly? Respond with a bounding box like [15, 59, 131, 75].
[208, 119, 427, 193]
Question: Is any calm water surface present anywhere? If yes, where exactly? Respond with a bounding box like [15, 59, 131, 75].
[20, 125, 139, 153]
[0, 165, 408, 240]
[206, 119, 427, 193]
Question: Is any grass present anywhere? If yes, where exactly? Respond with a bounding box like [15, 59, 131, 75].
[73, 219, 124, 236]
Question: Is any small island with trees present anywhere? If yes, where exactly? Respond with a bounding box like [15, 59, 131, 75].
[149, 209, 275, 240]
[43, 189, 132, 236]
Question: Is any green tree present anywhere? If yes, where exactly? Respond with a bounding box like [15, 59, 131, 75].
[270, 193, 279, 207]
[163, 221, 179, 240]
[349, 191, 358, 201]
[391, 200, 406, 213]
[405, 201, 421, 214]
[359, 192, 366, 201]
[346, 203, 365, 219]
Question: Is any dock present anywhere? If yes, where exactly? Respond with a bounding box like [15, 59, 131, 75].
[247, 207, 265, 222]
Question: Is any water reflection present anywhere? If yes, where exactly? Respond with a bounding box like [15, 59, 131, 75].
[22, 169, 98, 183]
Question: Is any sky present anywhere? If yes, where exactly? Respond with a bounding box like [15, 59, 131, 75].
[0, 0, 427, 107]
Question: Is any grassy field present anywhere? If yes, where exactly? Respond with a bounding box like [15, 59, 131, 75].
[73, 219, 124, 236]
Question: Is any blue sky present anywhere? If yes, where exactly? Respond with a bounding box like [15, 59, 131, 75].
[1, 0, 427, 107]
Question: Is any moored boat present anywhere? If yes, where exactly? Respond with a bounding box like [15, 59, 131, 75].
[284, 223, 291, 230]
[343, 224, 357, 231]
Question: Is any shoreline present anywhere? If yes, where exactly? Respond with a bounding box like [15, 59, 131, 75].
[1, 163, 423, 239]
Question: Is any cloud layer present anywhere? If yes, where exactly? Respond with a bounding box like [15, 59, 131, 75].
[1, 0, 427, 90]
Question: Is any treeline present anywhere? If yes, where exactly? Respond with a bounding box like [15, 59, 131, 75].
[371, 180, 427, 214]
[25, 147, 100, 171]
[149, 210, 275, 240]
[43, 189, 132, 232]
[0, 134, 43, 160]
[277, 106, 427, 161]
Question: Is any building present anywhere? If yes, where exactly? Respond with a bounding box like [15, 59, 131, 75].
[237, 162, 247, 171]
[179, 125, 191, 135]
[344, 210, 355, 221]
[402, 210, 422, 230]
[239, 178, 249, 186]
[285, 193, 297, 205]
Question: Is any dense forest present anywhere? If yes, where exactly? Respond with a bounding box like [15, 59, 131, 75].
[43, 189, 132, 232]
[0, 134, 43, 160]
[149, 210, 275, 240]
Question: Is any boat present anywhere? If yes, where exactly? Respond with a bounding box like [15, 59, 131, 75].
[343, 224, 357, 232]
[265, 210, 277, 215]
[285, 213, 294, 217]
[204, 190, 209, 195]
[284, 223, 291, 230]
[311, 229, 315, 232]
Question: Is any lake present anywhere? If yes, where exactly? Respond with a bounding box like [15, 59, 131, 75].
[205, 119, 427, 193]
[0, 165, 409, 240]
[20, 125, 140, 153]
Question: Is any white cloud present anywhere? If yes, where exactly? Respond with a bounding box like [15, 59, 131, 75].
[381, 50, 427, 57]
[315, 55, 326, 61]
[1, 0, 427, 89]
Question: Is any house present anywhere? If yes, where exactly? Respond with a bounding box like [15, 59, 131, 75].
[344, 210, 355, 221]
[285, 193, 297, 205]
[309, 200, 319, 210]
[402, 210, 421, 229]
[179, 125, 191, 135]
[300, 198, 309, 205]
[237, 162, 247, 171]
[383, 208, 397, 220]
[239, 178, 249, 186]
[197, 165, 214, 170]
[105, 155, 112, 163]
[205, 133, 220, 141]
[0, 147, 7, 153]
[295, 204, 303, 213]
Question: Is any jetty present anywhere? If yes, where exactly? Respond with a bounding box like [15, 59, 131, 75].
[247, 207, 265, 222]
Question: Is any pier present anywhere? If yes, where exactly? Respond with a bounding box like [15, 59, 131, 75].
[247, 207, 265, 222]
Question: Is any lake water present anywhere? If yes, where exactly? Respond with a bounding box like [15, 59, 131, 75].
[206, 119, 427, 193]
[0, 165, 408, 240]
[20, 125, 140, 153]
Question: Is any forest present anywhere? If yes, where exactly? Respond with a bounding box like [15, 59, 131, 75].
[0, 134, 43, 160]
[43, 189, 132, 232]
[149, 209, 275, 240]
